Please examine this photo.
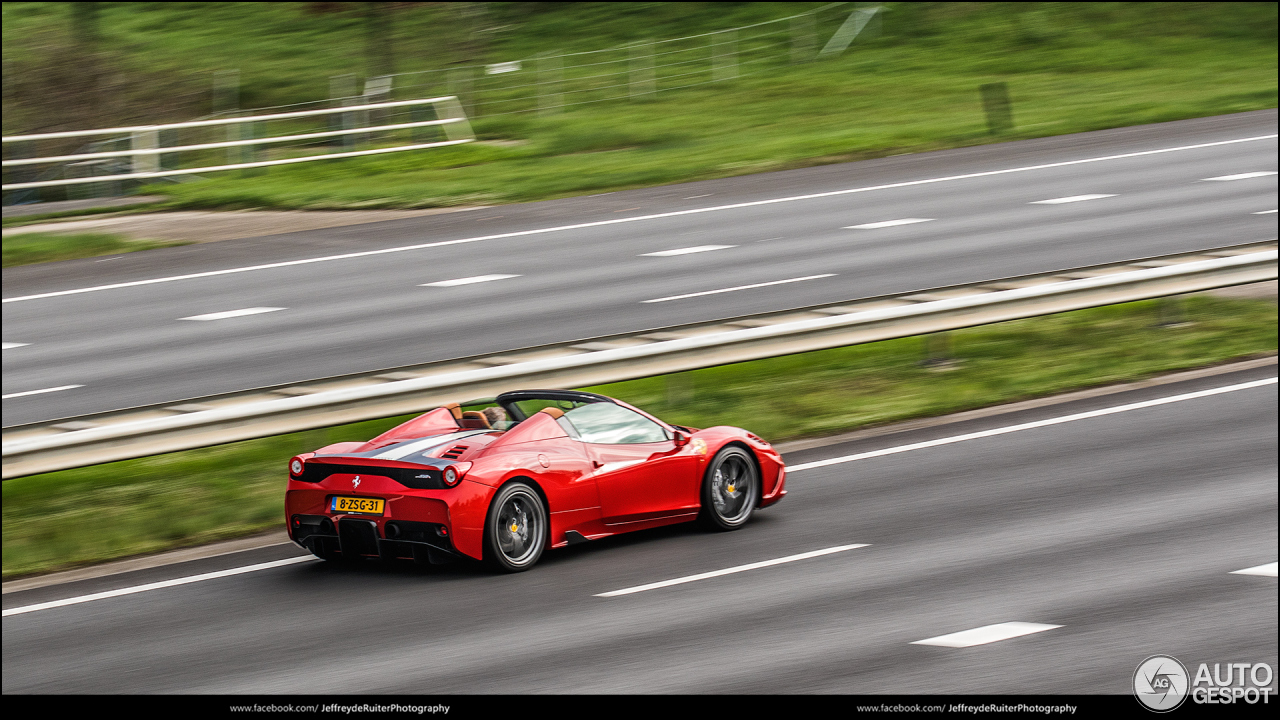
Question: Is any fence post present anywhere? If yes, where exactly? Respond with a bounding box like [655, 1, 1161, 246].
[448, 67, 475, 119]
[630, 40, 655, 99]
[131, 129, 159, 176]
[791, 12, 816, 63]
[712, 29, 738, 81]
[436, 96, 476, 143]
[329, 74, 358, 150]
[213, 69, 241, 165]
[538, 52, 563, 117]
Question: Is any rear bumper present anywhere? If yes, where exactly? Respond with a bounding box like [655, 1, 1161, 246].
[290, 514, 464, 564]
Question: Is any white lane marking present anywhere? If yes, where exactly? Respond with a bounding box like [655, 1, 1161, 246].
[6, 134, 1274, 305]
[1231, 562, 1278, 577]
[179, 307, 285, 322]
[1204, 171, 1277, 181]
[2, 342, 29, 350]
[685, 194, 713, 199]
[1, 556, 317, 617]
[641, 245, 736, 257]
[912, 622, 1062, 648]
[596, 543, 869, 597]
[1203, 170, 1274, 180]
[642, 274, 835, 303]
[845, 218, 933, 229]
[1030, 194, 1116, 204]
[788, 377, 1278, 472]
[2, 384, 83, 400]
[1254, 209, 1278, 214]
[420, 274, 520, 287]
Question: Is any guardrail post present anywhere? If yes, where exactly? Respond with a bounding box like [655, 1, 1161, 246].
[712, 29, 738, 81]
[630, 40, 655, 99]
[919, 331, 958, 370]
[538, 52, 563, 117]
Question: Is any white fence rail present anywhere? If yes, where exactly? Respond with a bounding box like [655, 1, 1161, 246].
[1, 96, 474, 191]
[3, 248, 1273, 479]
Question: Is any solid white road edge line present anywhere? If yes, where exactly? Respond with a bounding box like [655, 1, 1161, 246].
[2, 556, 318, 617]
[845, 218, 933, 229]
[1230, 562, 1278, 577]
[912, 622, 1063, 648]
[1030, 194, 1116, 204]
[787, 377, 1278, 472]
[5, 134, 1274, 304]
[641, 245, 736, 257]
[420, 274, 520, 287]
[1204, 171, 1278, 181]
[642, 274, 835, 303]
[595, 543, 870, 597]
[179, 307, 285, 321]
[2, 384, 84, 400]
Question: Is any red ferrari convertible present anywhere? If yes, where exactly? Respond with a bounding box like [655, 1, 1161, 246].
[286, 389, 787, 572]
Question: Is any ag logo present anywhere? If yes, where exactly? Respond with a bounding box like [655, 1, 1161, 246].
[1135, 655, 1189, 712]
[352, 476, 361, 488]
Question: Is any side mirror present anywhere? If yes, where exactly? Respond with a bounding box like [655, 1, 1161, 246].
[672, 429, 690, 447]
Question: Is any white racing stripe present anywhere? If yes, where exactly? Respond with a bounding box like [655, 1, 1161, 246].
[641, 245, 736, 257]
[787, 377, 1278, 473]
[1030, 194, 1116, 204]
[912, 622, 1062, 648]
[420, 274, 520, 287]
[179, 307, 284, 321]
[596, 543, 870, 597]
[1204, 171, 1278, 181]
[1, 556, 317, 617]
[642, 274, 835, 303]
[5, 134, 1274, 304]
[845, 218, 933, 229]
[2, 384, 83, 400]
[1230, 562, 1277, 577]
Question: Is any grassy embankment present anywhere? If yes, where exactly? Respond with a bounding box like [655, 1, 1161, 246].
[4, 295, 1275, 579]
[2, 232, 187, 267]
[2, 3, 1276, 213]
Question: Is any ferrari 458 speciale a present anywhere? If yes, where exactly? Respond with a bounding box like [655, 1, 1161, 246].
[286, 389, 786, 572]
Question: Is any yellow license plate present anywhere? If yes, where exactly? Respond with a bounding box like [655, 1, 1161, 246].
[330, 496, 385, 515]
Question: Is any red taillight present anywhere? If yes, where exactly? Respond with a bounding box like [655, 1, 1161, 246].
[442, 462, 471, 487]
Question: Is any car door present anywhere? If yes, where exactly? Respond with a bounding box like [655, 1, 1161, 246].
[562, 402, 702, 524]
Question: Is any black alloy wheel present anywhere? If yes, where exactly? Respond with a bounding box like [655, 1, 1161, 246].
[699, 446, 759, 531]
[484, 481, 548, 572]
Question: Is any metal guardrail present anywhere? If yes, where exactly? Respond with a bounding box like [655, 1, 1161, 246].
[1, 96, 474, 191]
[2, 242, 1275, 479]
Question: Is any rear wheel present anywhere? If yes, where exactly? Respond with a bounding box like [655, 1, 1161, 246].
[699, 446, 759, 531]
[484, 481, 547, 572]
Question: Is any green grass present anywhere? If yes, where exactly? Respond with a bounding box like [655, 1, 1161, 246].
[4, 294, 1275, 579]
[3, 3, 1275, 210]
[1, 231, 190, 267]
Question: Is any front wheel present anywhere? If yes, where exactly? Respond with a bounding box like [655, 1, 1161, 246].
[484, 481, 548, 572]
[699, 446, 759, 531]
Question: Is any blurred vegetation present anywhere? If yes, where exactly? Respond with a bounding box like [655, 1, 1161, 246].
[2, 3, 1275, 208]
[4, 294, 1275, 578]
[2, 231, 188, 267]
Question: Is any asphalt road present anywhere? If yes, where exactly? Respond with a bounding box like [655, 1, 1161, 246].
[3, 366, 1274, 694]
[2, 111, 1277, 426]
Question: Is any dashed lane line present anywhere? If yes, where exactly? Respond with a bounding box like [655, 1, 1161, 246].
[5, 134, 1273, 304]
[912, 622, 1062, 648]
